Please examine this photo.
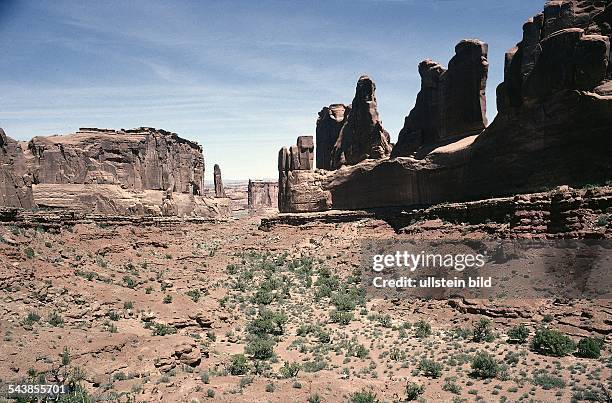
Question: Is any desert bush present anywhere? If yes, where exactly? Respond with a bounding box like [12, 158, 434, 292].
[228, 354, 249, 375]
[470, 351, 499, 379]
[532, 370, 565, 389]
[575, 337, 603, 359]
[414, 320, 432, 338]
[329, 310, 353, 325]
[349, 389, 379, 403]
[186, 289, 200, 302]
[419, 358, 442, 378]
[151, 323, 176, 336]
[472, 318, 494, 342]
[48, 311, 64, 327]
[531, 328, 575, 357]
[507, 324, 529, 344]
[442, 377, 462, 394]
[163, 295, 173, 304]
[247, 309, 287, 336]
[245, 336, 275, 360]
[25, 247, 35, 259]
[279, 361, 300, 378]
[405, 382, 424, 400]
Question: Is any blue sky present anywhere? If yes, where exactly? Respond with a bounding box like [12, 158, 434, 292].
[1, 0, 543, 180]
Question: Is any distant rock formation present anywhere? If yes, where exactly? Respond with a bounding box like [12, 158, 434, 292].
[277, 0, 612, 213]
[330, 76, 392, 169]
[278, 136, 330, 212]
[0, 128, 33, 208]
[248, 180, 278, 211]
[213, 164, 226, 198]
[392, 39, 489, 157]
[316, 104, 347, 170]
[0, 127, 230, 217]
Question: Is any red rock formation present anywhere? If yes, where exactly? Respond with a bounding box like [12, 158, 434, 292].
[278, 0, 612, 213]
[316, 104, 346, 170]
[330, 76, 392, 168]
[0, 127, 229, 217]
[392, 40, 489, 157]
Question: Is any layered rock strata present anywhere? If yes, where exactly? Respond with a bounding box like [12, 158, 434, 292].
[392, 39, 489, 157]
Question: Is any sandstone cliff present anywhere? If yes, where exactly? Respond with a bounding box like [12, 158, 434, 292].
[278, 0, 612, 213]
[0, 127, 229, 217]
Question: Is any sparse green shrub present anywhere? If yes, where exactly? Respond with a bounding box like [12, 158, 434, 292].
[200, 371, 210, 384]
[507, 324, 529, 344]
[575, 337, 603, 359]
[419, 358, 442, 378]
[245, 336, 275, 360]
[532, 370, 565, 389]
[107, 311, 120, 321]
[279, 361, 300, 378]
[123, 301, 133, 310]
[405, 382, 424, 400]
[472, 318, 494, 342]
[329, 310, 353, 325]
[151, 323, 176, 336]
[349, 389, 379, 403]
[228, 354, 249, 375]
[186, 289, 201, 302]
[302, 357, 326, 372]
[123, 276, 136, 288]
[265, 382, 275, 392]
[470, 351, 499, 379]
[25, 247, 35, 259]
[247, 309, 287, 336]
[307, 394, 322, 403]
[415, 320, 432, 338]
[23, 312, 41, 326]
[531, 328, 575, 357]
[163, 295, 173, 304]
[206, 388, 215, 398]
[48, 311, 64, 327]
[442, 378, 462, 394]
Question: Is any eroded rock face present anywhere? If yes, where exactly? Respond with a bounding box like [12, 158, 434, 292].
[247, 180, 278, 211]
[392, 39, 489, 157]
[497, 0, 610, 111]
[278, 0, 612, 213]
[330, 76, 392, 168]
[0, 129, 33, 208]
[316, 104, 347, 170]
[213, 164, 226, 198]
[0, 127, 229, 217]
[28, 127, 204, 195]
[278, 136, 326, 212]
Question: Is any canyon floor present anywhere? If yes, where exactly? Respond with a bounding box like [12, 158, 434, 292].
[0, 199, 610, 402]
